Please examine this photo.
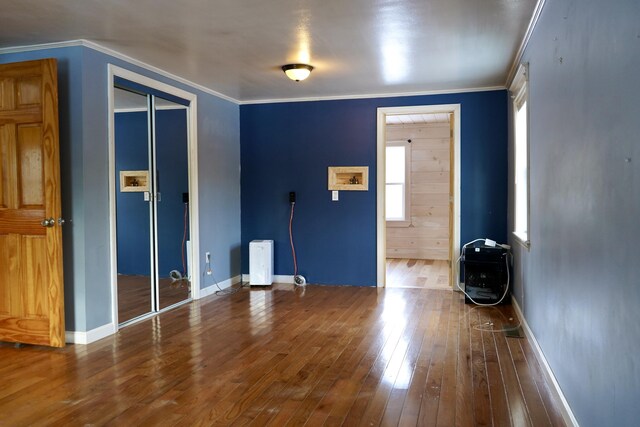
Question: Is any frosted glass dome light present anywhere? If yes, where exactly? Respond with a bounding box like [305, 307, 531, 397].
[282, 64, 314, 81]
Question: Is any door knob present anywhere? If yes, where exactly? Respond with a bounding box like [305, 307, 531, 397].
[41, 218, 55, 227]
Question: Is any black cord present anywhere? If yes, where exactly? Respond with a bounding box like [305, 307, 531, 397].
[181, 203, 188, 276]
[289, 202, 298, 277]
[201, 270, 243, 296]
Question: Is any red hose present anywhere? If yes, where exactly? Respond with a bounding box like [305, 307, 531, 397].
[289, 203, 298, 277]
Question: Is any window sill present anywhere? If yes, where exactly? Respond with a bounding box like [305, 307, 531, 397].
[387, 220, 411, 228]
[512, 231, 530, 249]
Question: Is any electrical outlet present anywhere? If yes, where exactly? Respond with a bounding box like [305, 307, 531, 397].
[205, 252, 212, 275]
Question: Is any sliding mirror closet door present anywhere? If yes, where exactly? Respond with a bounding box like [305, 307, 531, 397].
[114, 87, 153, 323]
[113, 80, 193, 326]
[154, 98, 191, 309]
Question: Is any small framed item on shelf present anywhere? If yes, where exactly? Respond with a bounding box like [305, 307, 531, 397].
[119, 170, 149, 192]
[328, 166, 368, 191]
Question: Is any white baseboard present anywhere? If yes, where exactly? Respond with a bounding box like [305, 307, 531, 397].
[65, 322, 116, 345]
[200, 274, 242, 298]
[274, 275, 294, 284]
[241, 274, 294, 285]
[512, 297, 579, 427]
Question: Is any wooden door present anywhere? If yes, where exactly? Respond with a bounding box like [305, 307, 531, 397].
[0, 59, 64, 347]
[448, 113, 455, 286]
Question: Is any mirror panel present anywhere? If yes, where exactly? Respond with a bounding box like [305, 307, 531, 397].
[114, 87, 153, 323]
[154, 98, 191, 309]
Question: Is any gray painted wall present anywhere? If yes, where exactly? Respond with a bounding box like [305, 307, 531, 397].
[509, 1, 640, 425]
[0, 45, 241, 332]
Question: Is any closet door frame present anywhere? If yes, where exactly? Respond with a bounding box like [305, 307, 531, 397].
[107, 65, 200, 329]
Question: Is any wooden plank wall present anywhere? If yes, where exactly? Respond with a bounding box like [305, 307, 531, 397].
[386, 122, 451, 260]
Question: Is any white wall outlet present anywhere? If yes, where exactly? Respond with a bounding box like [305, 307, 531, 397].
[205, 251, 212, 275]
[332, 190, 339, 201]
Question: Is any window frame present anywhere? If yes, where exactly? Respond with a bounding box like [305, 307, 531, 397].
[385, 140, 412, 227]
[510, 63, 530, 248]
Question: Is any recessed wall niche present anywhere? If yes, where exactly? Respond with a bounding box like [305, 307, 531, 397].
[328, 166, 369, 191]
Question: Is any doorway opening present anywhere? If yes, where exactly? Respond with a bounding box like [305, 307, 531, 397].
[108, 65, 200, 328]
[377, 105, 461, 288]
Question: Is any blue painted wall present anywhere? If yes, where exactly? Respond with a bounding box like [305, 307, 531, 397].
[115, 111, 151, 276]
[241, 91, 508, 286]
[508, 1, 640, 425]
[1, 45, 241, 331]
[81, 47, 240, 329]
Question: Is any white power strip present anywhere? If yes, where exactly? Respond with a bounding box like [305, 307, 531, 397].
[484, 238, 511, 250]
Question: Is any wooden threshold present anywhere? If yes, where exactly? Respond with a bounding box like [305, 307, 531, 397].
[386, 258, 450, 290]
[0, 285, 565, 426]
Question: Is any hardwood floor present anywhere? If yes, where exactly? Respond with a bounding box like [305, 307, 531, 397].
[0, 285, 565, 426]
[118, 274, 191, 323]
[387, 258, 451, 290]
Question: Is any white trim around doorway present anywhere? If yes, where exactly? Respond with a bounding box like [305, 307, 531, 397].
[107, 64, 201, 331]
[376, 104, 461, 287]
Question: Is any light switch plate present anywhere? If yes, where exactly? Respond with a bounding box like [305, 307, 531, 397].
[332, 190, 339, 201]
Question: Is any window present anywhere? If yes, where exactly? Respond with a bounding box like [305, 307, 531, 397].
[385, 141, 411, 225]
[511, 64, 529, 245]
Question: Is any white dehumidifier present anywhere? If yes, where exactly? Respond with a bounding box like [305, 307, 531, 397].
[249, 240, 274, 286]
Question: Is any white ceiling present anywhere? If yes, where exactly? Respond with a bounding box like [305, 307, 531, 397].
[386, 113, 450, 125]
[0, 0, 537, 103]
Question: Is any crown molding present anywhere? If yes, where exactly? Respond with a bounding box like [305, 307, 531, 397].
[240, 85, 506, 105]
[0, 39, 84, 54]
[505, 0, 547, 88]
[0, 39, 240, 104]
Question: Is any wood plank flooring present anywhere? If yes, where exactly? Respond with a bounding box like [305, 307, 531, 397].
[118, 275, 191, 323]
[0, 285, 565, 426]
[387, 258, 450, 290]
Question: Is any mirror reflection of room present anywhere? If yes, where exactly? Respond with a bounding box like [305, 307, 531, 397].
[154, 97, 191, 312]
[114, 86, 191, 325]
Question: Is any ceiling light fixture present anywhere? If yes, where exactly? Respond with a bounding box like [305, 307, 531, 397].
[282, 64, 314, 81]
